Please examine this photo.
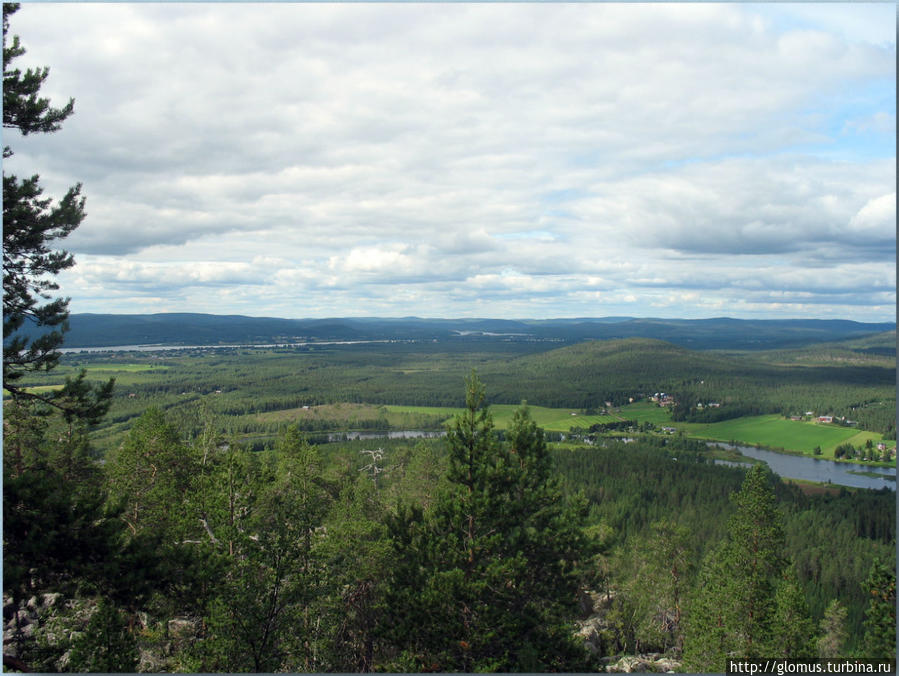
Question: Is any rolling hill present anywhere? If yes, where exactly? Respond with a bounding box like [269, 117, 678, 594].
[15, 313, 895, 351]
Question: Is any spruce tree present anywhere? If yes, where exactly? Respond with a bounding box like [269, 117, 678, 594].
[67, 598, 140, 673]
[319, 475, 392, 671]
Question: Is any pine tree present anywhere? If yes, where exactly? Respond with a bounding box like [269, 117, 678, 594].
[105, 407, 199, 541]
[860, 558, 896, 659]
[2, 3, 112, 421]
[197, 426, 335, 672]
[682, 541, 736, 670]
[683, 465, 809, 670]
[770, 568, 816, 659]
[384, 373, 590, 671]
[620, 519, 692, 653]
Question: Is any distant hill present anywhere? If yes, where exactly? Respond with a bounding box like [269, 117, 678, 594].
[833, 330, 897, 356]
[12, 313, 895, 352]
[477, 336, 895, 412]
[494, 336, 736, 395]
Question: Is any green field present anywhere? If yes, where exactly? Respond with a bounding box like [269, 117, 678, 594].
[384, 401, 895, 461]
[679, 415, 860, 454]
[81, 363, 169, 373]
[619, 402, 894, 460]
[10, 385, 61, 395]
[617, 400, 675, 425]
[4, 363, 169, 398]
[384, 403, 617, 432]
[382, 404, 461, 419]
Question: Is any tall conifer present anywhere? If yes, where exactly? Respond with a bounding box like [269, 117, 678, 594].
[683, 465, 814, 670]
[860, 558, 896, 659]
[384, 373, 590, 671]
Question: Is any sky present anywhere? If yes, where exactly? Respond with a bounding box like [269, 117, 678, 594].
[3, 2, 896, 321]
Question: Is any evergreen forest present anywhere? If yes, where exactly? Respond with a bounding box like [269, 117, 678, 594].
[3, 373, 896, 672]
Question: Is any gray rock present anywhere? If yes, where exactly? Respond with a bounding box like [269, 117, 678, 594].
[56, 650, 71, 671]
[606, 655, 641, 672]
[168, 617, 197, 640]
[653, 658, 680, 673]
[138, 646, 170, 673]
[576, 616, 606, 654]
[136, 611, 150, 630]
[603, 653, 682, 673]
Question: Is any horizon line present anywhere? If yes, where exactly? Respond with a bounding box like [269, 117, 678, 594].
[65, 312, 897, 325]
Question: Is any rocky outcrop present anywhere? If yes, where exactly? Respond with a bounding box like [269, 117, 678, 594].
[3, 593, 94, 671]
[577, 589, 618, 654]
[3, 594, 201, 673]
[600, 653, 681, 673]
[576, 590, 681, 674]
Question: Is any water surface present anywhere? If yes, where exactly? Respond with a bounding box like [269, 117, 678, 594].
[713, 443, 896, 491]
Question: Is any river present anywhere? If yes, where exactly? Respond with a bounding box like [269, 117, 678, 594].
[58, 340, 398, 353]
[712, 443, 896, 491]
[328, 430, 447, 442]
[327, 434, 895, 491]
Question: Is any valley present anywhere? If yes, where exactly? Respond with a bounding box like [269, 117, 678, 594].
[5, 316, 896, 669]
[14, 324, 895, 473]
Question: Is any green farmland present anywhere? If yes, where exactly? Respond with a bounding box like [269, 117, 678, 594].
[384, 403, 617, 432]
[3, 362, 170, 398]
[385, 401, 895, 462]
[681, 416, 862, 454]
[619, 402, 893, 460]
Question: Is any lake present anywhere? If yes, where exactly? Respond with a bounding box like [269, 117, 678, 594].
[713, 443, 896, 491]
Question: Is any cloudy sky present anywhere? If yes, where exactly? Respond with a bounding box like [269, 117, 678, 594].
[4, 3, 895, 321]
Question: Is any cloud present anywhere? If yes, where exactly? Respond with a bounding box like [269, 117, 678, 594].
[847, 193, 896, 240]
[4, 3, 894, 321]
[567, 156, 895, 261]
[67, 258, 267, 291]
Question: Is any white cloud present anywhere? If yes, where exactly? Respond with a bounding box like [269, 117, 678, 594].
[4, 3, 894, 321]
[332, 246, 415, 275]
[848, 193, 896, 240]
[568, 156, 895, 259]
